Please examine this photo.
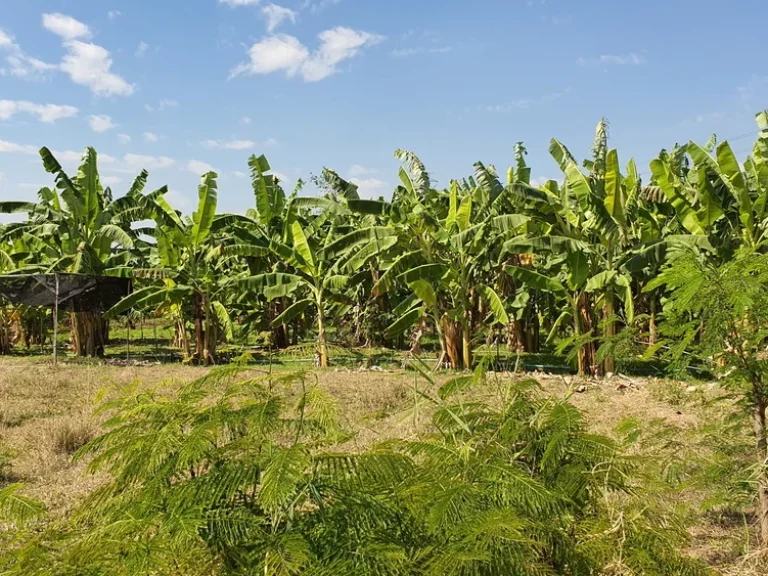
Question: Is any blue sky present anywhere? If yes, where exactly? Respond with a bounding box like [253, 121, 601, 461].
[1, 0, 767, 216]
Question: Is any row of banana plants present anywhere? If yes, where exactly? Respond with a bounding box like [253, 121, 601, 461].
[1, 112, 767, 374]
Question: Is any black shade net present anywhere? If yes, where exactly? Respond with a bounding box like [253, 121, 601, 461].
[0, 274, 131, 312]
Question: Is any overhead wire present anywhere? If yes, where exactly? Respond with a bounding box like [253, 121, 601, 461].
[633, 128, 766, 180]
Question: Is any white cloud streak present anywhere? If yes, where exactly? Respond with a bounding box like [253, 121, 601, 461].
[350, 177, 387, 198]
[38, 13, 134, 97]
[187, 159, 217, 174]
[59, 40, 135, 96]
[42, 13, 91, 40]
[230, 27, 384, 82]
[0, 28, 57, 79]
[578, 52, 646, 66]
[145, 99, 179, 112]
[0, 100, 78, 122]
[88, 114, 116, 132]
[0, 140, 38, 155]
[201, 138, 276, 150]
[262, 4, 298, 33]
[391, 46, 451, 57]
[124, 154, 174, 170]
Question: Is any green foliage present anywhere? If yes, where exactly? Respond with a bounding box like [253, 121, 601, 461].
[1, 367, 709, 575]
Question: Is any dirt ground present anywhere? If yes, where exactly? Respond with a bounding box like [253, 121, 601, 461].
[0, 357, 761, 574]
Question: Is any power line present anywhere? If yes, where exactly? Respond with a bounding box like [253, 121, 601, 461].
[634, 128, 765, 179]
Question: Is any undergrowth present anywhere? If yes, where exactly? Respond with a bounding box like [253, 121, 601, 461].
[0, 361, 713, 575]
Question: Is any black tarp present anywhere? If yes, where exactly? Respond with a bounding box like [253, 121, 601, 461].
[0, 274, 131, 312]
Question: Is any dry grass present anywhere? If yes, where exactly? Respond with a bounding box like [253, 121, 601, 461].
[0, 358, 760, 573]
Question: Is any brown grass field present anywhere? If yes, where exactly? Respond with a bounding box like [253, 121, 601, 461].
[0, 356, 763, 574]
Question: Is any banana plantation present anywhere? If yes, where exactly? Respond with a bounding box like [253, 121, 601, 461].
[3, 114, 768, 376]
[5, 112, 768, 574]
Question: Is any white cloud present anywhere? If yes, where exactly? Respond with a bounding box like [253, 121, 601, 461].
[482, 99, 533, 113]
[0, 29, 57, 80]
[88, 114, 116, 132]
[695, 112, 726, 124]
[145, 99, 179, 112]
[42, 13, 91, 40]
[108, 10, 122, 21]
[144, 132, 159, 142]
[482, 88, 570, 114]
[59, 40, 134, 96]
[230, 27, 384, 82]
[231, 34, 308, 78]
[348, 164, 376, 177]
[117, 133, 131, 143]
[187, 159, 217, 174]
[262, 4, 298, 33]
[578, 52, 646, 66]
[50, 149, 115, 169]
[241, 116, 252, 124]
[0, 100, 78, 122]
[102, 175, 121, 185]
[124, 154, 175, 170]
[300, 0, 342, 13]
[350, 177, 387, 199]
[164, 189, 193, 212]
[135, 41, 149, 58]
[347, 167, 384, 196]
[219, 0, 260, 5]
[233, 170, 247, 178]
[737, 76, 768, 110]
[200, 138, 276, 150]
[3, 53, 57, 79]
[0, 30, 12, 48]
[0, 140, 38, 155]
[391, 46, 451, 57]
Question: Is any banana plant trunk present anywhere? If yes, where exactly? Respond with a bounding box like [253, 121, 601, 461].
[441, 316, 463, 369]
[575, 292, 599, 377]
[649, 295, 657, 346]
[410, 314, 426, 355]
[271, 298, 289, 349]
[316, 302, 328, 368]
[193, 293, 216, 366]
[70, 311, 107, 357]
[461, 321, 472, 370]
[174, 315, 191, 360]
[194, 293, 204, 361]
[602, 290, 616, 374]
[507, 319, 525, 353]
[0, 308, 12, 355]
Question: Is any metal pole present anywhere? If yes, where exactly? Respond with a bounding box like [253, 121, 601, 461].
[53, 273, 58, 369]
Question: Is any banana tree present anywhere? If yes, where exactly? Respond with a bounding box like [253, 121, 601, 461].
[651, 111, 768, 257]
[499, 122, 639, 375]
[106, 172, 234, 365]
[239, 200, 397, 366]
[0, 238, 16, 354]
[0, 147, 161, 356]
[381, 152, 513, 369]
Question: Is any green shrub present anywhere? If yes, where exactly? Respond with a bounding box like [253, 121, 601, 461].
[1, 365, 709, 575]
